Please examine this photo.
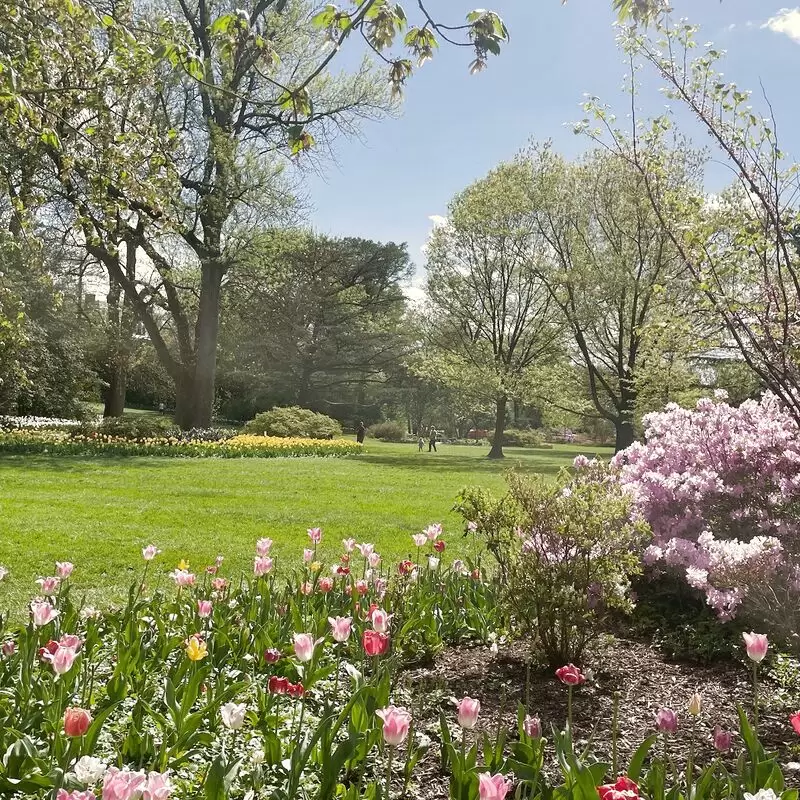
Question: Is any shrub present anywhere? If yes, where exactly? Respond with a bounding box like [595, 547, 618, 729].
[77, 414, 178, 439]
[366, 421, 407, 442]
[242, 406, 342, 439]
[614, 392, 800, 637]
[458, 462, 650, 665]
[486, 427, 547, 448]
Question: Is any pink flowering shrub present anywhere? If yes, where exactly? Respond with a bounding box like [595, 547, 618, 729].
[614, 392, 800, 630]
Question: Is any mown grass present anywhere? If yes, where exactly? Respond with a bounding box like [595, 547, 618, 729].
[0, 440, 611, 611]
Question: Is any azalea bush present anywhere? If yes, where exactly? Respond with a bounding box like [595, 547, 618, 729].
[614, 392, 800, 634]
[0, 430, 362, 458]
[457, 464, 649, 665]
[242, 407, 342, 439]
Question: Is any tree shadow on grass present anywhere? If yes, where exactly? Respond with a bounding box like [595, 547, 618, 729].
[0, 454, 171, 473]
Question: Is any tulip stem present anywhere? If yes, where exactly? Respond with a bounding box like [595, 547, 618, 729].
[752, 663, 759, 729]
[567, 686, 573, 733]
[611, 691, 619, 777]
[385, 744, 394, 800]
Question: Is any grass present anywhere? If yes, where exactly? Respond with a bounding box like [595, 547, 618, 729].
[0, 439, 611, 612]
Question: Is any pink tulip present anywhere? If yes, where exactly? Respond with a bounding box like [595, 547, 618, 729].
[374, 577, 387, 598]
[102, 767, 148, 800]
[56, 562, 74, 579]
[523, 715, 541, 738]
[355, 579, 368, 595]
[655, 708, 678, 734]
[31, 601, 59, 628]
[300, 581, 313, 595]
[375, 705, 411, 746]
[264, 648, 281, 664]
[57, 791, 97, 800]
[370, 608, 391, 633]
[412, 533, 428, 548]
[143, 771, 173, 800]
[211, 577, 228, 592]
[318, 577, 334, 592]
[368, 552, 381, 568]
[743, 632, 768, 662]
[425, 523, 442, 541]
[342, 538, 356, 552]
[253, 556, 273, 577]
[329, 616, 352, 643]
[293, 633, 317, 662]
[169, 569, 195, 588]
[197, 600, 212, 618]
[256, 537, 273, 556]
[452, 559, 465, 574]
[36, 576, 60, 596]
[2, 641, 15, 657]
[457, 696, 481, 729]
[303, 548, 314, 564]
[64, 707, 92, 737]
[712, 726, 732, 752]
[478, 772, 512, 800]
[555, 664, 585, 686]
[59, 634, 82, 650]
[44, 644, 79, 675]
[307, 527, 322, 544]
[142, 545, 160, 561]
[358, 542, 374, 558]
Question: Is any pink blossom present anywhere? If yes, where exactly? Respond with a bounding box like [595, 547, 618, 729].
[713, 727, 732, 752]
[742, 632, 769, 662]
[478, 773, 512, 800]
[523, 715, 541, 738]
[457, 696, 480, 729]
[303, 548, 314, 563]
[2, 641, 15, 656]
[197, 600, 213, 618]
[355, 579, 368, 595]
[299, 581, 313, 595]
[368, 552, 381, 568]
[307, 527, 322, 544]
[342, 538, 356, 552]
[555, 664, 585, 686]
[211, 577, 228, 592]
[318, 577, 334, 592]
[329, 616, 352, 642]
[412, 533, 428, 548]
[169, 569, 195, 588]
[57, 791, 97, 800]
[374, 577, 387, 598]
[254, 556, 273, 577]
[142, 771, 173, 800]
[370, 608, 391, 633]
[293, 633, 317, 662]
[102, 767, 148, 800]
[36, 576, 60, 596]
[358, 542, 374, 558]
[375, 705, 411, 746]
[31, 601, 59, 628]
[44, 644, 79, 675]
[56, 562, 74, 578]
[655, 708, 678, 733]
[425, 523, 442, 541]
[256, 538, 273, 556]
[59, 634, 82, 649]
[573, 454, 590, 469]
[142, 545, 160, 561]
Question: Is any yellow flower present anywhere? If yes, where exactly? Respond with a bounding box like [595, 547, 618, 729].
[310, 561, 322, 573]
[186, 635, 208, 661]
[177, 559, 190, 571]
[687, 692, 702, 717]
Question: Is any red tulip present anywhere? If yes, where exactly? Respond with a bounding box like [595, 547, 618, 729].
[555, 664, 585, 686]
[433, 540, 446, 553]
[362, 629, 389, 656]
[63, 707, 92, 737]
[597, 776, 640, 800]
[791, 712, 800, 735]
[268, 676, 290, 694]
[264, 648, 281, 664]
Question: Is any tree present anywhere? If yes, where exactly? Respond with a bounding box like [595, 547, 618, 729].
[424, 162, 560, 458]
[527, 145, 702, 451]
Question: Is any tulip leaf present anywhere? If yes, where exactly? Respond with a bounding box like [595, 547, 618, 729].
[627, 733, 658, 782]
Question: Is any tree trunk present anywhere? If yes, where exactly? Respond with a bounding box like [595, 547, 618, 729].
[488, 395, 507, 459]
[190, 264, 224, 428]
[174, 370, 196, 430]
[614, 386, 637, 453]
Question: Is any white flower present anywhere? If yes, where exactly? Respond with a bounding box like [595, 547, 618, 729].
[79, 606, 101, 620]
[221, 701, 247, 730]
[428, 556, 440, 570]
[250, 748, 265, 765]
[74, 755, 107, 786]
[745, 791, 779, 800]
[0, 566, 8, 582]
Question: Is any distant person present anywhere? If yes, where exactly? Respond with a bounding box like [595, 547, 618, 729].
[428, 430, 437, 453]
[356, 421, 366, 444]
[418, 435, 424, 452]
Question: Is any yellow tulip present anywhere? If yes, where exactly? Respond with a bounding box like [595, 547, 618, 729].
[186, 635, 208, 661]
[177, 559, 190, 571]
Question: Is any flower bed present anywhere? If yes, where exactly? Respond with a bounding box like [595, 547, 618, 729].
[0, 526, 796, 800]
[0, 430, 362, 458]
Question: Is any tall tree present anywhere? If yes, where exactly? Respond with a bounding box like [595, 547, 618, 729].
[424, 162, 560, 458]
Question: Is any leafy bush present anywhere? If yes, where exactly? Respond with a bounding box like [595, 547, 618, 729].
[458, 462, 650, 665]
[486, 427, 548, 448]
[172, 427, 237, 442]
[243, 406, 342, 439]
[615, 392, 800, 637]
[77, 414, 178, 439]
[367, 421, 407, 442]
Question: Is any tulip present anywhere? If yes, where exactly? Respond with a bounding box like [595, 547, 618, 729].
[63, 707, 92, 737]
[687, 692, 702, 716]
[523, 715, 541, 739]
[268, 676, 290, 694]
[185, 635, 207, 662]
[56, 561, 74, 578]
[211, 577, 228, 592]
[197, 600, 212, 618]
[1, 641, 15, 657]
[299, 581, 313, 595]
[102, 767, 148, 800]
[399, 560, 414, 576]
[221, 702, 247, 730]
[307, 527, 322, 544]
[302, 548, 314, 564]
[264, 648, 281, 664]
[428, 556, 440, 570]
[342, 538, 356, 552]
[358, 542, 374, 558]
[368, 552, 381, 568]
[355, 579, 368, 595]
[433, 539, 446, 553]
[143, 771, 173, 800]
[170, 569, 195, 588]
[363, 629, 389, 656]
[253, 556, 273, 577]
[713, 726, 732, 752]
[57, 791, 97, 800]
[742, 632, 768, 662]
[425, 523, 442, 541]
[36, 576, 60, 595]
[370, 608, 391, 633]
[457, 696, 480, 729]
[0, 566, 7, 581]
[655, 708, 678, 734]
[73, 755, 106, 785]
[597, 777, 641, 800]
[142, 545, 160, 561]
[471, 568, 481, 581]
[318, 577, 334, 593]
[555, 664, 585, 686]
[256, 537, 273, 556]
[374, 577, 387, 598]
[375, 705, 411, 746]
[329, 616, 352, 643]
[287, 681, 305, 698]
[412, 533, 427, 548]
[44, 645, 79, 675]
[293, 633, 317, 662]
[478, 772, 512, 800]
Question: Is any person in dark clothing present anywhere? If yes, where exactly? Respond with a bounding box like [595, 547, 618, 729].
[356, 421, 366, 444]
[428, 430, 437, 452]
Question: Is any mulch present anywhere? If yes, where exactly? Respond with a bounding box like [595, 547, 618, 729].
[396, 637, 800, 798]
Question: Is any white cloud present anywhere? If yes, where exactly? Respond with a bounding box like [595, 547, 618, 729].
[763, 8, 800, 44]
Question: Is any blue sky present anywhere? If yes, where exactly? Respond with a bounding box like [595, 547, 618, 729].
[303, 1, 800, 285]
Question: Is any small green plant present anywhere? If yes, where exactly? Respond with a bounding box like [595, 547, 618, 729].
[77, 414, 178, 439]
[366, 421, 407, 442]
[243, 406, 342, 439]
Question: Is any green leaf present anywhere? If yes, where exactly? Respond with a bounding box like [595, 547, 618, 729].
[627, 733, 658, 782]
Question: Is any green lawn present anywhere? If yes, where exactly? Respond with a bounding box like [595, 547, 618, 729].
[0, 440, 611, 611]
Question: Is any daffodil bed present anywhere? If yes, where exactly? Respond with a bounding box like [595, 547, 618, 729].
[0, 430, 362, 458]
[0, 527, 798, 800]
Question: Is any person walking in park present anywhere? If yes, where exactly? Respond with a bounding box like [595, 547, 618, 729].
[356, 421, 366, 444]
[428, 430, 437, 452]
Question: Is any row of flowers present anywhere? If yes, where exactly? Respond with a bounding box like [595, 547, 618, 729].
[0, 525, 796, 800]
[0, 414, 84, 430]
[0, 429, 362, 458]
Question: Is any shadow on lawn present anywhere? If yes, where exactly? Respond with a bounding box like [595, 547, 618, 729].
[0, 454, 168, 473]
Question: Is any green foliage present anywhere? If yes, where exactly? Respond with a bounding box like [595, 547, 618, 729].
[82, 414, 178, 439]
[366, 421, 407, 442]
[243, 406, 342, 439]
[486, 428, 546, 448]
